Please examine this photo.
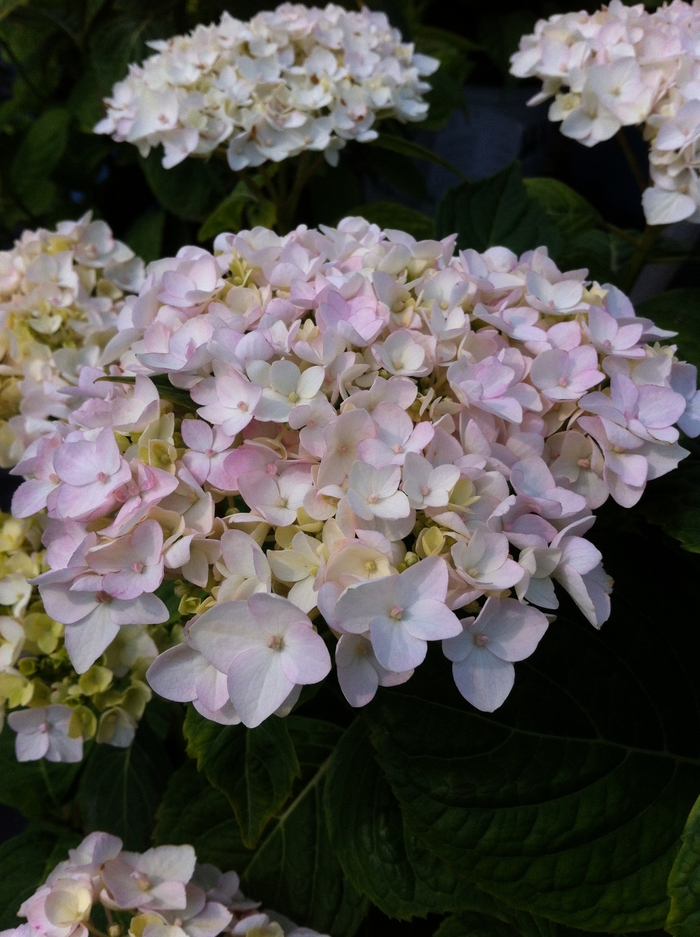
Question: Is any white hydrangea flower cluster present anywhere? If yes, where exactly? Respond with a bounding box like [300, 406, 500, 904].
[93, 3, 438, 171]
[0, 212, 145, 469]
[7, 217, 699, 746]
[0, 831, 326, 937]
[510, 0, 700, 225]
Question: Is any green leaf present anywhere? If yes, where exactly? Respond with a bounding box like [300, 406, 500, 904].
[346, 202, 435, 240]
[667, 792, 700, 935]
[362, 510, 700, 934]
[184, 707, 300, 848]
[523, 178, 602, 238]
[326, 719, 484, 919]
[636, 446, 700, 553]
[0, 824, 81, 929]
[0, 727, 81, 819]
[0, 0, 26, 24]
[154, 760, 253, 872]
[10, 108, 71, 214]
[435, 162, 561, 257]
[89, 13, 169, 93]
[124, 210, 165, 264]
[636, 289, 700, 370]
[77, 718, 173, 851]
[247, 196, 277, 230]
[242, 717, 367, 937]
[556, 228, 633, 285]
[198, 184, 255, 242]
[140, 150, 227, 222]
[371, 134, 469, 183]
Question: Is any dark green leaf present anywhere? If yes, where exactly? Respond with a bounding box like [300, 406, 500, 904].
[326, 719, 484, 920]
[635, 442, 700, 552]
[362, 511, 700, 934]
[636, 289, 700, 370]
[0, 0, 26, 24]
[77, 718, 172, 851]
[125, 210, 166, 264]
[184, 707, 300, 848]
[198, 184, 255, 242]
[154, 760, 253, 872]
[0, 728, 81, 819]
[523, 178, 602, 238]
[89, 13, 168, 93]
[10, 107, 71, 214]
[140, 150, 227, 222]
[346, 202, 434, 240]
[667, 792, 700, 936]
[435, 162, 561, 257]
[554, 228, 633, 285]
[371, 134, 469, 183]
[0, 824, 81, 929]
[242, 717, 367, 937]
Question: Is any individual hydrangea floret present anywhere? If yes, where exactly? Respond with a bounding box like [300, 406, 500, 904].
[94, 3, 439, 170]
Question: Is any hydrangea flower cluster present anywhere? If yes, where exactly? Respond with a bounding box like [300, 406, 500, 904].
[510, 0, 700, 225]
[0, 509, 167, 762]
[0, 831, 326, 937]
[8, 216, 699, 741]
[0, 212, 144, 470]
[93, 3, 438, 171]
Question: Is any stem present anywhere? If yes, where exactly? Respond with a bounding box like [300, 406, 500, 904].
[600, 220, 642, 247]
[620, 223, 663, 292]
[616, 129, 647, 193]
[237, 169, 264, 201]
[276, 151, 325, 234]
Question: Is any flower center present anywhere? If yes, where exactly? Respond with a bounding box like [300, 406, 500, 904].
[267, 634, 284, 651]
[389, 605, 403, 620]
[475, 633, 489, 647]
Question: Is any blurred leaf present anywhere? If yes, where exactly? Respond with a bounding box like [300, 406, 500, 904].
[247, 195, 276, 230]
[125, 210, 166, 263]
[184, 707, 300, 848]
[10, 107, 70, 214]
[413, 25, 482, 56]
[89, 12, 170, 93]
[0, 728, 80, 819]
[242, 718, 366, 937]
[346, 201, 434, 239]
[66, 66, 106, 133]
[478, 11, 539, 78]
[198, 183, 254, 241]
[557, 228, 633, 285]
[0, 0, 26, 24]
[436, 161, 560, 256]
[524, 178, 602, 238]
[154, 760, 253, 872]
[371, 133, 469, 182]
[77, 718, 172, 851]
[0, 824, 81, 929]
[636, 288, 700, 370]
[140, 150, 227, 222]
[635, 444, 700, 553]
[667, 791, 700, 935]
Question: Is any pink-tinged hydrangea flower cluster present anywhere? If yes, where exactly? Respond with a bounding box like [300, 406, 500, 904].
[0, 212, 144, 469]
[510, 0, 700, 225]
[93, 3, 438, 171]
[0, 511, 161, 762]
[9, 217, 699, 734]
[0, 832, 326, 937]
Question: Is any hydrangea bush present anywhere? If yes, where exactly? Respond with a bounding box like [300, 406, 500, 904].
[3, 3, 700, 937]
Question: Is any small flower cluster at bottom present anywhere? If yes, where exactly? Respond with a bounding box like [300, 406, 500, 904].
[1, 832, 323, 937]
